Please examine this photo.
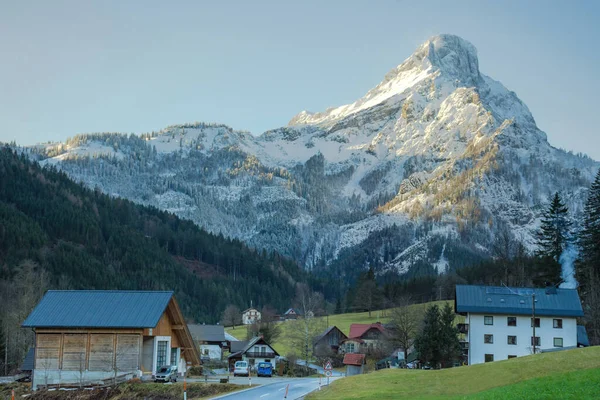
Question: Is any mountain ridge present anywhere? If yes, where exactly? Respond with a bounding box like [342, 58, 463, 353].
[21, 34, 599, 282]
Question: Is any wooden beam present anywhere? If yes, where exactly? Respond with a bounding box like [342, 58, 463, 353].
[172, 325, 184, 330]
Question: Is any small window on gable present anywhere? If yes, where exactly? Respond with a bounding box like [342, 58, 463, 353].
[507, 317, 517, 327]
[484, 316, 493, 325]
[553, 319, 563, 329]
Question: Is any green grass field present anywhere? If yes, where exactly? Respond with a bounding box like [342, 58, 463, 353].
[307, 346, 600, 399]
[225, 301, 455, 356]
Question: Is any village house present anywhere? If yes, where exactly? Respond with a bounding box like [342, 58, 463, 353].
[340, 323, 387, 354]
[227, 336, 279, 371]
[187, 324, 228, 361]
[282, 308, 301, 321]
[242, 308, 261, 325]
[342, 353, 365, 376]
[455, 285, 585, 365]
[313, 326, 347, 355]
[22, 290, 200, 390]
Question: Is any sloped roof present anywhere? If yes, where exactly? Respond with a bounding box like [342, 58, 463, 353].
[188, 324, 225, 342]
[229, 340, 249, 354]
[314, 326, 348, 345]
[455, 285, 584, 317]
[343, 353, 365, 366]
[22, 291, 173, 328]
[349, 323, 386, 339]
[578, 325, 590, 347]
[284, 308, 302, 316]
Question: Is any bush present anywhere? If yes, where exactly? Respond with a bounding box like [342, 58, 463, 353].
[187, 366, 203, 376]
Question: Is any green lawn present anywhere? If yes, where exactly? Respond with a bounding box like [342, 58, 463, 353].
[225, 301, 455, 356]
[307, 346, 600, 399]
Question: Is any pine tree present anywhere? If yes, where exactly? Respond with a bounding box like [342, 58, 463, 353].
[438, 303, 462, 368]
[534, 192, 571, 285]
[414, 305, 441, 368]
[578, 169, 600, 345]
[536, 192, 572, 261]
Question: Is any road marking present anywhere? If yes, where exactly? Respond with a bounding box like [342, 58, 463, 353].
[260, 394, 269, 398]
[279, 387, 285, 391]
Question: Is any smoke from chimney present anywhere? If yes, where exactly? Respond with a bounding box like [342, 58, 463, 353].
[558, 246, 578, 289]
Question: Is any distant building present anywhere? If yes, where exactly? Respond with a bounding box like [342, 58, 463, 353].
[313, 326, 348, 355]
[188, 324, 228, 361]
[343, 353, 365, 376]
[242, 308, 261, 325]
[227, 337, 279, 371]
[22, 290, 200, 390]
[455, 285, 584, 365]
[282, 308, 301, 320]
[340, 323, 387, 354]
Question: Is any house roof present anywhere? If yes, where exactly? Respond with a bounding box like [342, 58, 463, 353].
[313, 326, 348, 345]
[20, 348, 35, 371]
[343, 353, 365, 366]
[243, 308, 259, 314]
[454, 285, 584, 317]
[578, 325, 590, 347]
[188, 324, 225, 342]
[224, 332, 239, 342]
[229, 340, 249, 354]
[228, 336, 279, 358]
[284, 308, 302, 316]
[349, 323, 386, 339]
[22, 290, 174, 328]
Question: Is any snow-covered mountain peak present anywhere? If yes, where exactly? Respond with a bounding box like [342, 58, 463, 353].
[288, 34, 482, 128]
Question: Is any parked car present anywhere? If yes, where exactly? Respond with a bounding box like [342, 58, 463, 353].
[256, 362, 273, 377]
[154, 365, 178, 382]
[233, 361, 250, 377]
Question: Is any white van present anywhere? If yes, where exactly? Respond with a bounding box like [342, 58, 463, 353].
[233, 361, 249, 377]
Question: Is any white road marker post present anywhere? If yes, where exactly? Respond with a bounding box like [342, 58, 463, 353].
[284, 383, 290, 398]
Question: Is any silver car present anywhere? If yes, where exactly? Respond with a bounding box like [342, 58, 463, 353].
[154, 365, 178, 382]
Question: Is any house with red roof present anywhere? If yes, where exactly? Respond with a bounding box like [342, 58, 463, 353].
[341, 322, 387, 354]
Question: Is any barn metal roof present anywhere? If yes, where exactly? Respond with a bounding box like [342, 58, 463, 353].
[22, 290, 173, 328]
[455, 285, 584, 317]
[188, 324, 226, 342]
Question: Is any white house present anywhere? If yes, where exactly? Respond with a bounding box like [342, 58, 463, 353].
[455, 285, 585, 365]
[242, 308, 261, 325]
[187, 324, 228, 361]
[227, 336, 279, 371]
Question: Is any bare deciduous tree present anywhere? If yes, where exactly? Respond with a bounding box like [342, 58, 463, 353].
[387, 297, 423, 363]
[221, 305, 242, 330]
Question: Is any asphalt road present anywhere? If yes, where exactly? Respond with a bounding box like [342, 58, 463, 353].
[211, 377, 337, 400]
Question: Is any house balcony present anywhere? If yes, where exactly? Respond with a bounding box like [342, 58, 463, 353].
[457, 323, 469, 334]
[245, 351, 276, 358]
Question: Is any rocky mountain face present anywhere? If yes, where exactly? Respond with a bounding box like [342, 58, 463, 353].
[27, 34, 598, 282]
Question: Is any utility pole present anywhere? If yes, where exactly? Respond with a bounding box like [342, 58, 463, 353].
[532, 293, 536, 354]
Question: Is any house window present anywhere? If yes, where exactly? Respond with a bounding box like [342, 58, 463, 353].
[347, 343, 355, 353]
[531, 318, 540, 328]
[553, 319, 563, 329]
[156, 341, 168, 371]
[203, 348, 209, 355]
[260, 346, 266, 356]
[484, 354, 494, 362]
[484, 334, 493, 344]
[171, 348, 178, 365]
[508, 355, 517, 359]
[507, 335, 517, 345]
[507, 317, 517, 327]
[554, 337, 563, 347]
[484, 316, 493, 325]
[531, 336, 541, 346]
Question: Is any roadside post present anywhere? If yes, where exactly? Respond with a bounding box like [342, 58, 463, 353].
[183, 376, 187, 400]
[248, 366, 251, 387]
[11, 389, 15, 400]
[284, 383, 290, 398]
[324, 360, 333, 386]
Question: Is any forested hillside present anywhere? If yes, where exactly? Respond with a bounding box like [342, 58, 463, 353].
[0, 146, 319, 371]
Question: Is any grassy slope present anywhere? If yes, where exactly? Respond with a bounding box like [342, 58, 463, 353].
[225, 301, 457, 356]
[307, 346, 600, 399]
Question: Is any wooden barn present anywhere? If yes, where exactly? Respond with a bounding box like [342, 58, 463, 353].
[22, 290, 200, 390]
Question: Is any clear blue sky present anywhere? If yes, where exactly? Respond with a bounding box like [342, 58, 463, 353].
[1, 0, 599, 159]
